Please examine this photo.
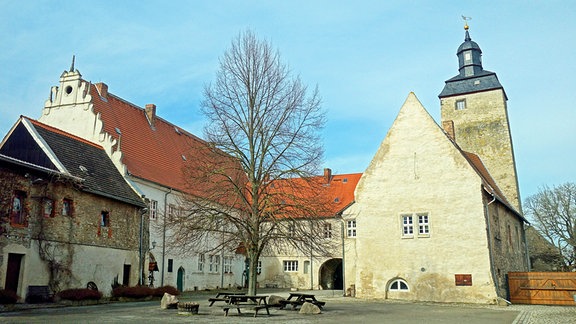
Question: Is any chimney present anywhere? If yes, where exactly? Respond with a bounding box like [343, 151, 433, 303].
[95, 82, 108, 98]
[442, 120, 455, 141]
[145, 104, 156, 127]
[323, 168, 332, 183]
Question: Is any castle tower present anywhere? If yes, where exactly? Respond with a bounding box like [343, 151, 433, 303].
[439, 23, 521, 212]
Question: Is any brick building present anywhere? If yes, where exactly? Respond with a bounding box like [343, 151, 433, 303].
[0, 117, 146, 298]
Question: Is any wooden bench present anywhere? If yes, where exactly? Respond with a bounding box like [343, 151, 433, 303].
[26, 285, 53, 303]
[222, 304, 270, 317]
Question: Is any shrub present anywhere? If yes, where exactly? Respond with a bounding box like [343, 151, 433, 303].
[112, 286, 154, 298]
[153, 285, 180, 297]
[0, 289, 19, 304]
[58, 288, 102, 301]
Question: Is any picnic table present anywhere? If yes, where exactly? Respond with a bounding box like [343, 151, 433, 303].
[222, 295, 270, 317]
[279, 292, 326, 310]
[208, 292, 246, 306]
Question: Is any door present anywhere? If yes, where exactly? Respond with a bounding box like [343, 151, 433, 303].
[5, 253, 24, 292]
[177, 267, 185, 292]
[123, 264, 131, 286]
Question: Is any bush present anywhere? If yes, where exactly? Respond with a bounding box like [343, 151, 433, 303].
[0, 289, 19, 304]
[112, 286, 154, 298]
[58, 288, 102, 301]
[153, 285, 180, 297]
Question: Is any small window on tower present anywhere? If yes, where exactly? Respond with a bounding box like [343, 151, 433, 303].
[455, 99, 466, 111]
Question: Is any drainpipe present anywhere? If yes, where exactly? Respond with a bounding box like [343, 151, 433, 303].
[484, 191, 499, 296]
[161, 188, 173, 286]
[340, 218, 346, 297]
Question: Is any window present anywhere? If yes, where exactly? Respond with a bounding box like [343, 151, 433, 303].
[11, 191, 27, 226]
[347, 220, 356, 237]
[389, 279, 409, 291]
[62, 198, 73, 216]
[464, 52, 472, 63]
[402, 215, 413, 237]
[283, 260, 298, 272]
[168, 259, 173, 272]
[455, 99, 466, 110]
[198, 254, 205, 272]
[209, 255, 220, 273]
[100, 211, 110, 227]
[418, 214, 429, 235]
[303, 260, 310, 274]
[150, 199, 158, 220]
[168, 204, 176, 220]
[256, 260, 262, 275]
[323, 223, 332, 239]
[223, 256, 233, 273]
[42, 198, 54, 218]
[288, 223, 295, 237]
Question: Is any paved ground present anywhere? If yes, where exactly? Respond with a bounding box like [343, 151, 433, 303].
[1, 289, 575, 323]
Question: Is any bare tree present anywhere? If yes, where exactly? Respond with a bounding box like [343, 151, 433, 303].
[524, 182, 576, 270]
[165, 30, 331, 295]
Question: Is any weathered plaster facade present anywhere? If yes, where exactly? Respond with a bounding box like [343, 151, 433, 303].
[349, 93, 527, 303]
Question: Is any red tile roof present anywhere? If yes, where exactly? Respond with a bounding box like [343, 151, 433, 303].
[88, 83, 243, 195]
[267, 172, 362, 218]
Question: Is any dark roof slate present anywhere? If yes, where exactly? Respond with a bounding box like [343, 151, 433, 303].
[1, 117, 145, 207]
[439, 71, 505, 98]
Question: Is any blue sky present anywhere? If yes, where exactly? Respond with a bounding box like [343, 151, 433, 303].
[0, 1, 574, 202]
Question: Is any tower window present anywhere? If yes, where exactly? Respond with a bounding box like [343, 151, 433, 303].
[455, 99, 466, 110]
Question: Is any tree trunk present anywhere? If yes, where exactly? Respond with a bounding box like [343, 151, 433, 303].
[247, 250, 259, 295]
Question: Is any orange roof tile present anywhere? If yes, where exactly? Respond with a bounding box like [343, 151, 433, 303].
[88, 83, 243, 195]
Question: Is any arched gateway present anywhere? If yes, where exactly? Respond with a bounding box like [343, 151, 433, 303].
[319, 258, 343, 290]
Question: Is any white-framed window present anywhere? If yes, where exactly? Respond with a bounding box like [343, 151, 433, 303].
[150, 199, 158, 220]
[209, 255, 220, 273]
[303, 260, 310, 274]
[223, 256, 233, 273]
[389, 279, 409, 291]
[347, 219, 356, 237]
[455, 99, 466, 110]
[402, 213, 430, 237]
[198, 254, 205, 272]
[402, 214, 413, 237]
[168, 204, 176, 220]
[257, 260, 262, 275]
[42, 198, 54, 218]
[283, 260, 298, 272]
[288, 223, 295, 237]
[418, 214, 429, 235]
[323, 223, 332, 239]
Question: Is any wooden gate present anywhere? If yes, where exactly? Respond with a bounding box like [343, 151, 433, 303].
[508, 272, 576, 305]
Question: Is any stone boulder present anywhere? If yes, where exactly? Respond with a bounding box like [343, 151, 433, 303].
[299, 302, 321, 314]
[267, 295, 285, 307]
[160, 292, 179, 309]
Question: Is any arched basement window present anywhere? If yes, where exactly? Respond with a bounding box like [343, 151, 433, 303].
[389, 279, 409, 291]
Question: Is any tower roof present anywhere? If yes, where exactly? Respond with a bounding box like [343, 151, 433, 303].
[439, 24, 506, 99]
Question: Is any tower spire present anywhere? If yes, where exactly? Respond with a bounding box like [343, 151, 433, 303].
[70, 55, 75, 72]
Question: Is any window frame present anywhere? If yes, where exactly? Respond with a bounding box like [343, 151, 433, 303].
[197, 254, 205, 272]
[100, 211, 110, 227]
[223, 256, 233, 274]
[42, 198, 55, 218]
[455, 99, 466, 110]
[347, 219, 356, 238]
[149, 199, 158, 220]
[323, 223, 332, 239]
[283, 260, 298, 272]
[10, 190, 27, 226]
[62, 198, 73, 217]
[401, 214, 414, 237]
[389, 279, 409, 291]
[167, 259, 173, 273]
[418, 213, 430, 236]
